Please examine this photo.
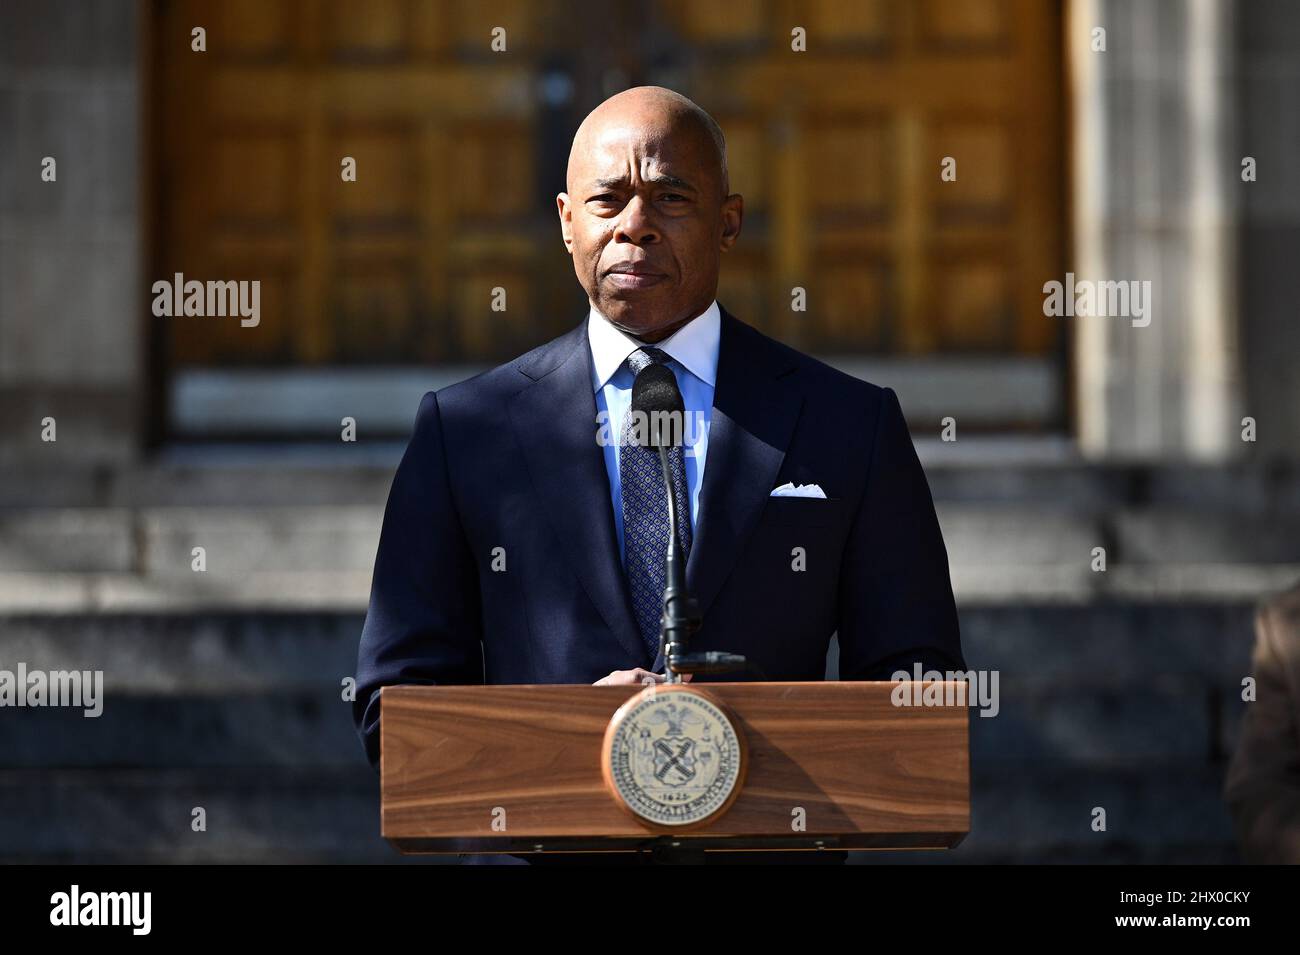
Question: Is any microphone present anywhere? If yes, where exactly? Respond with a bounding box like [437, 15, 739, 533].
[629, 363, 683, 449]
[629, 363, 745, 681]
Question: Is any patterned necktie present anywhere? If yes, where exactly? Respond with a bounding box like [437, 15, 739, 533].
[620, 346, 693, 663]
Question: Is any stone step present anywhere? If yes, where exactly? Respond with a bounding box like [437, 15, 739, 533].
[0, 463, 397, 510]
[0, 603, 1261, 692]
[3, 563, 1297, 613]
[0, 767, 441, 864]
[0, 613, 358, 693]
[5, 460, 1300, 512]
[0, 764, 1236, 864]
[0, 681, 1248, 772]
[0, 694, 362, 769]
[2, 502, 1299, 612]
[6, 505, 1300, 576]
[0, 506, 385, 576]
[0, 604, 1253, 850]
[0, 604, 1259, 862]
[870, 766, 1239, 864]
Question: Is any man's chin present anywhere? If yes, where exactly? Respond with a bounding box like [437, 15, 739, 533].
[595, 302, 678, 341]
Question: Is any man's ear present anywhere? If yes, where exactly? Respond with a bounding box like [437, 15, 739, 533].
[556, 192, 574, 254]
[719, 193, 744, 252]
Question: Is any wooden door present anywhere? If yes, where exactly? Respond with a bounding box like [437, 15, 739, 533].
[150, 0, 1063, 376]
[672, 0, 1065, 356]
[152, 0, 566, 372]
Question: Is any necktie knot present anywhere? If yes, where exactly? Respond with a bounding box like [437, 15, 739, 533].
[626, 346, 670, 376]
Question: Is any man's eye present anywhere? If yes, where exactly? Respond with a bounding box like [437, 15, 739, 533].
[662, 194, 686, 201]
[591, 194, 618, 202]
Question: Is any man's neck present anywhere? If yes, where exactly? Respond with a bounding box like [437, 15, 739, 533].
[616, 301, 713, 345]
[633, 319, 687, 345]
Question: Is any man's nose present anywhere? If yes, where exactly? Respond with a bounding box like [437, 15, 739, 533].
[613, 195, 659, 244]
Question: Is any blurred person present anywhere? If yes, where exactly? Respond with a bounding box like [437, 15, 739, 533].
[1224, 581, 1300, 863]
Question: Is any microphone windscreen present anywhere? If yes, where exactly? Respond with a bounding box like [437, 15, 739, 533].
[629, 363, 684, 448]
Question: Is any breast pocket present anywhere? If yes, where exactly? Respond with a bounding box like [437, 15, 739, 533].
[760, 496, 846, 528]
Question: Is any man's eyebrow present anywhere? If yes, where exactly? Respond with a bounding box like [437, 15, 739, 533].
[590, 174, 697, 192]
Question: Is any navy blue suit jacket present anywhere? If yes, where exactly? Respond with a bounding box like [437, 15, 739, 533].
[353, 306, 965, 862]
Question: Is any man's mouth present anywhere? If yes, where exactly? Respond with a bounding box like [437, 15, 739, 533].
[605, 263, 666, 289]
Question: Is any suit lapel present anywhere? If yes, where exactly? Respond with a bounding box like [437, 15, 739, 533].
[652, 308, 803, 669]
[508, 320, 648, 667]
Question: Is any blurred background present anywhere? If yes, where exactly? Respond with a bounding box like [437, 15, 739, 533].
[2, 0, 1299, 862]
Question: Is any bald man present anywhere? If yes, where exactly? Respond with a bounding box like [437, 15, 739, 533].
[353, 87, 966, 865]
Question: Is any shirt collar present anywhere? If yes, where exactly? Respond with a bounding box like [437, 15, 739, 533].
[587, 299, 721, 392]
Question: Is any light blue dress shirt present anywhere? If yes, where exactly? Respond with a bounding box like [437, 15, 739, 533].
[588, 300, 719, 566]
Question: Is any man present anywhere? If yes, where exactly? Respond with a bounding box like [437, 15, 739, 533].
[353, 87, 966, 864]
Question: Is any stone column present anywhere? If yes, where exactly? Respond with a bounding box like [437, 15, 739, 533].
[1071, 0, 1243, 461]
[0, 0, 143, 468]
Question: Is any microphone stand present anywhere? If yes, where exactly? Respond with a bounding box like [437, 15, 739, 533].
[655, 444, 747, 683]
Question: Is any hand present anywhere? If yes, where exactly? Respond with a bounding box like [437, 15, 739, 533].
[593, 667, 693, 686]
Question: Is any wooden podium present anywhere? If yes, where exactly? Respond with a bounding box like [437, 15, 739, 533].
[380, 680, 969, 857]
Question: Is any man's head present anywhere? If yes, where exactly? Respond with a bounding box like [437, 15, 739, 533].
[557, 86, 743, 342]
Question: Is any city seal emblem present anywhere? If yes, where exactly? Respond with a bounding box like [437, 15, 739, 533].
[601, 684, 747, 829]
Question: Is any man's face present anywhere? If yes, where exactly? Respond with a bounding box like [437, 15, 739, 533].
[557, 112, 742, 341]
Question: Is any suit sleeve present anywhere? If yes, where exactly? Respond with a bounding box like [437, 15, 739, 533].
[353, 390, 484, 770]
[836, 386, 966, 680]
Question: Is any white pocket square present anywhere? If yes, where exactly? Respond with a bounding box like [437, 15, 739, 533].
[770, 482, 827, 498]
